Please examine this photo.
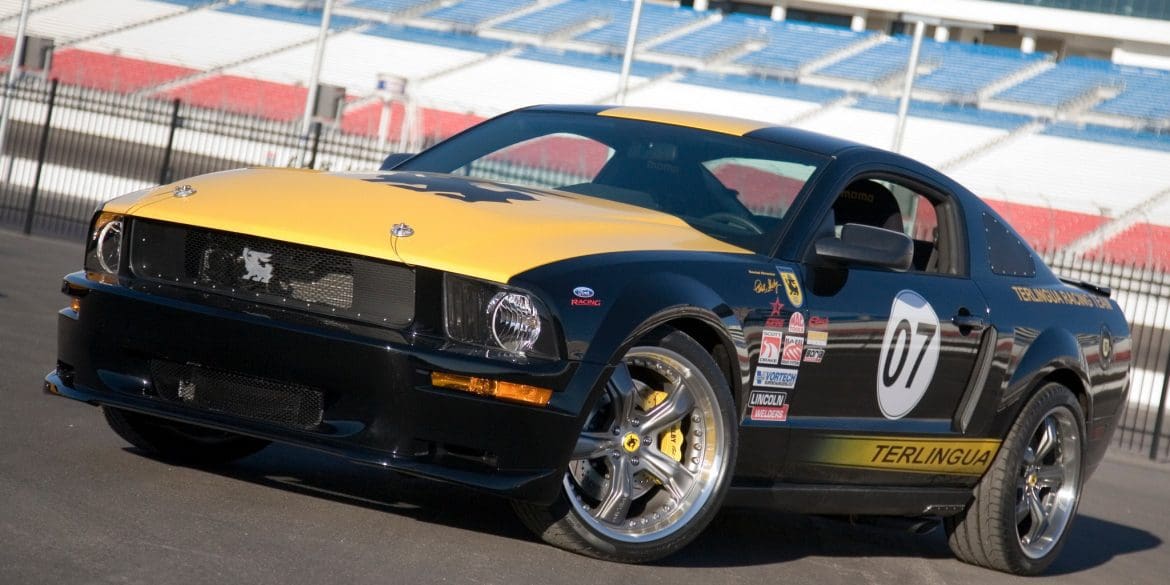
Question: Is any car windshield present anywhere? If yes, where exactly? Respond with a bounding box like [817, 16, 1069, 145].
[395, 110, 826, 253]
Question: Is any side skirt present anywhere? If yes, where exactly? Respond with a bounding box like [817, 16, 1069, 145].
[724, 483, 973, 516]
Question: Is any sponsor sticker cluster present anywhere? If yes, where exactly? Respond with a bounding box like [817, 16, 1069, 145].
[748, 390, 788, 422]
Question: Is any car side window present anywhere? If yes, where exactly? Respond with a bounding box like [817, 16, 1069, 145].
[701, 157, 817, 219]
[830, 176, 963, 275]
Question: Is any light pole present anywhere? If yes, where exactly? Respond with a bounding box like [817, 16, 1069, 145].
[892, 19, 925, 154]
[0, 0, 33, 184]
[300, 0, 335, 166]
[615, 0, 644, 105]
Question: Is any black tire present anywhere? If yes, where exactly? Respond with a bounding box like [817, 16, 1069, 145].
[513, 328, 737, 563]
[945, 382, 1085, 575]
[102, 406, 270, 465]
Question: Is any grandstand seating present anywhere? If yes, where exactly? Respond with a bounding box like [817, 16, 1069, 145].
[492, 0, 600, 38]
[0, 34, 13, 59]
[817, 35, 1046, 98]
[423, 0, 534, 28]
[0, 0, 70, 22]
[949, 124, 1170, 216]
[343, 0, 435, 14]
[570, 0, 703, 49]
[735, 20, 870, 74]
[51, 49, 198, 93]
[795, 97, 1027, 167]
[983, 199, 1107, 251]
[76, 3, 330, 71]
[228, 27, 503, 95]
[624, 72, 841, 124]
[1089, 223, 1170, 267]
[648, 13, 758, 61]
[414, 47, 664, 113]
[1093, 64, 1170, 121]
[341, 100, 484, 140]
[992, 56, 1115, 108]
[0, 0, 186, 45]
[364, 22, 512, 53]
[159, 74, 311, 120]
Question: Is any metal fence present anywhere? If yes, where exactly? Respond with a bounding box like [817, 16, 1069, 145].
[1, 78, 1168, 460]
[0, 78, 390, 238]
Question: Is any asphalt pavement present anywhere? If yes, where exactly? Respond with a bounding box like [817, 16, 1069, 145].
[1, 228, 1166, 585]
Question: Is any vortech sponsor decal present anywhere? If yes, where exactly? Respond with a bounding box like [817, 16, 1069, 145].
[806, 436, 1001, 476]
[748, 390, 788, 422]
[1011, 286, 1113, 309]
[759, 330, 783, 365]
[754, 366, 798, 389]
[779, 268, 803, 308]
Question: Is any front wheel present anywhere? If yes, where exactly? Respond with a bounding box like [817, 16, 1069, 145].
[514, 329, 737, 563]
[945, 383, 1085, 575]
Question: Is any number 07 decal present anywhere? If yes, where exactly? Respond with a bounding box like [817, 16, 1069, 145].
[877, 290, 941, 420]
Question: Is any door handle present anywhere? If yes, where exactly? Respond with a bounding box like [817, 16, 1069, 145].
[952, 313, 987, 332]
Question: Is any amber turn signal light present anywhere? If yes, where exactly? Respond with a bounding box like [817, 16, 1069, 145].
[69, 296, 81, 314]
[430, 372, 552, 407]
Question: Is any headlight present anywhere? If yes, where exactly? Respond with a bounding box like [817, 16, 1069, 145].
[84, 212, 124, 277]
[444, 274, 558, 359]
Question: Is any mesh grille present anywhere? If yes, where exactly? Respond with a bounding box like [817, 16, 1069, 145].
[151, 360, 324, 429]
[129, 219, 414, 326]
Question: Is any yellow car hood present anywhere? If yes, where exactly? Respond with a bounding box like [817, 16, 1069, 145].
[111, 168, 751, 283]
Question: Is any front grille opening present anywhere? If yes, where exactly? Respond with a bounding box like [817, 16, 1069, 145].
[129, 219, 415, 327]
[150, 360, 324, 430]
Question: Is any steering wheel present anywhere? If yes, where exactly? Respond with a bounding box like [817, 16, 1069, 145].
[701, 212, 764, 235]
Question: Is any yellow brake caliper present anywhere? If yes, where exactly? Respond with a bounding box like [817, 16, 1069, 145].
[641, 390, 684, 465]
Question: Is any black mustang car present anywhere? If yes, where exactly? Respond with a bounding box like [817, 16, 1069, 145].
[46, 105, 1130, 575]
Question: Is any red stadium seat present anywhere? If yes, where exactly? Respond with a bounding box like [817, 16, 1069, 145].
[51, 49, 198, 94]
[983, 199, 1107, 252]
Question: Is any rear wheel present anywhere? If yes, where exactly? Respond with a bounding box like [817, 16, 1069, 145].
[945, 383, 1084, 575]
[102, 406, 270, 464]
[513, 329, 736, 563]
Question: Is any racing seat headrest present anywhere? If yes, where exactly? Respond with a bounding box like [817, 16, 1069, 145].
[832, 180, 904, 233]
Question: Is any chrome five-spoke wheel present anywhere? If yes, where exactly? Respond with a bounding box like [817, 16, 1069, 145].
[945, 382, 1085, 575]
[513, 329, 736, 562]
[1016, 405, 1081, 559]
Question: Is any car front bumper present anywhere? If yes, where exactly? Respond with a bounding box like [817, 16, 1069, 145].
[47, 272, 606, 504]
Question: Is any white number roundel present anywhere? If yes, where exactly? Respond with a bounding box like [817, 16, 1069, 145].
[876, 290, 941, 420]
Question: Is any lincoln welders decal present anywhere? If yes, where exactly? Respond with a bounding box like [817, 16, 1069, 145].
[363, 172, 556, 204]
[805, 435, 1002, 476]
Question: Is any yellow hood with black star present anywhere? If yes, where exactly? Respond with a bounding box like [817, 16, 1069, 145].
[105, 167, 752, 283]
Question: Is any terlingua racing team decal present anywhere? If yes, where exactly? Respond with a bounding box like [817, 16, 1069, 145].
[805, 435, 1002, 475]
[877, 290, 941, 420]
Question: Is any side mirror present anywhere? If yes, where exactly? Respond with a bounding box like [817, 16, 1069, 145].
[379, 152, 416, 170]
[815, 223, 913, 271]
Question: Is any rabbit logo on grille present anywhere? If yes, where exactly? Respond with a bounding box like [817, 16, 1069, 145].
[241, 247, 274, 283]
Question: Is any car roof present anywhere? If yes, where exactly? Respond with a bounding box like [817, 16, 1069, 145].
[523, 104, 870, 157]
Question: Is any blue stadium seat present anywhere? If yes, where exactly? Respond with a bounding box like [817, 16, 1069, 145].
[217, 1, 365, 29]
[423, 0, 535, 27]
[1093, 65, 1170, 121]
[344, 0, 435, 14]
[818, 36, 1045, 98]
[682, 70, 846, 103]
[571, 0, 704, 49]
[494, 0, 602, 37]
[516, 46, 672, 77]
[734, 20, 871, 73]
[993, 56, 1115, 107]
[651, 13, 769, 61]
[363, 23, 513, 53]
[851, 95, 1033, 130]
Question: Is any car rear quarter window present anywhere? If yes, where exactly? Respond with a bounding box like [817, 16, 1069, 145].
[983, 213, 1036, 277]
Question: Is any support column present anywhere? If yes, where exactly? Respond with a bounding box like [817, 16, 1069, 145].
[934, 26, 950, 43]
[693, 0, 708, 12]
[851, 13, 866, 32]
[1021, 33, 1036, 54]
[771, 4, 786, 21]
